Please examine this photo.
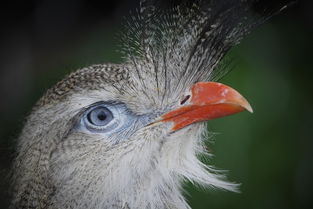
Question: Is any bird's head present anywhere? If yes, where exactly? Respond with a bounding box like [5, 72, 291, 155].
[12, 1, 285, 208]
[14, 62, 251, 208]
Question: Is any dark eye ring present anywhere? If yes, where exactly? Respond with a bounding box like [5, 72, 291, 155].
[86, 106, 113, 127]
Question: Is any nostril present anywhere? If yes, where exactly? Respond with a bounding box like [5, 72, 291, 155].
[180, 95, 191, 105]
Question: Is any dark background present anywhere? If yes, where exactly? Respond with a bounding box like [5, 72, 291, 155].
[0, 0, 312, 208]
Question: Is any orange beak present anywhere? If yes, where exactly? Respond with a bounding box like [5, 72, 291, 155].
[159, 82, 253, 131]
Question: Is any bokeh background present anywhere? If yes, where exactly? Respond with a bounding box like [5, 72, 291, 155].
[0, 0, 312, 209]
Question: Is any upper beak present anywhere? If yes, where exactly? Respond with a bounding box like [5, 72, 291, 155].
[158, 82, 253, 131]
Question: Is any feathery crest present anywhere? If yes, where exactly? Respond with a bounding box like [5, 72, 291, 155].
[120, 0, 292, 97]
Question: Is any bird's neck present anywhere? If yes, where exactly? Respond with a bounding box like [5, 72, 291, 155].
[13, 125, 212, 209]
[46, 137, 193, 209]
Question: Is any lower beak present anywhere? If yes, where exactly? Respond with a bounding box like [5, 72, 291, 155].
[159, 82, 253, 131]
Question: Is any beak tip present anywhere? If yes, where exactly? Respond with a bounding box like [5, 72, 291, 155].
[244, 103, 253, 113]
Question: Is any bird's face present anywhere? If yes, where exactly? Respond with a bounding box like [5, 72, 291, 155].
[25, 63, 251, 207]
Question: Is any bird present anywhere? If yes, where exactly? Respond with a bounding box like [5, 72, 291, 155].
[10, 0, 289, 208]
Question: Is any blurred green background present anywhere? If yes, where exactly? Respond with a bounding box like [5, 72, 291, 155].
[0, 0, 312, 209]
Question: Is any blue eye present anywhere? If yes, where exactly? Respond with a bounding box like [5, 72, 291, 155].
[77, 102, 152, 139]
[86, 106, 113, 126]
[81, 104, 120, 132]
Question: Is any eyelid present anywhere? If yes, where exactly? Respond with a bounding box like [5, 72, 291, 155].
[74, 101, 133, 135]
[71, 101, 157, 142]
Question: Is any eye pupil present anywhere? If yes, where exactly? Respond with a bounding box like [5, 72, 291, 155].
[97, 112, 107, 121]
